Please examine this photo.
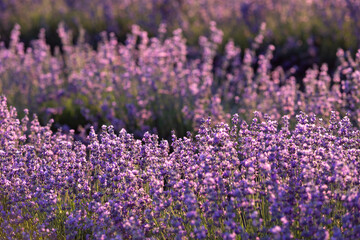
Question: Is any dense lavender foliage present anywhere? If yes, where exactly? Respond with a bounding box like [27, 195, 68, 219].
[0, 96, 359, 239]
[1, 23, 360, 140]
[1, 2, 360, 239]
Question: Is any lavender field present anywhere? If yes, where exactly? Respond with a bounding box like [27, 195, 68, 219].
[1, 1, 360, 239]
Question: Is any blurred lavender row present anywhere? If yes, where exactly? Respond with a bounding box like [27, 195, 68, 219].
[0, 0, 360, 78]
[1, 96, 359, 239]
[1, 0, 359, 44]
[1, 23, 360, 140]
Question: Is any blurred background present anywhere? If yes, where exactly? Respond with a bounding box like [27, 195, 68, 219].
[1, 0, 359, 75]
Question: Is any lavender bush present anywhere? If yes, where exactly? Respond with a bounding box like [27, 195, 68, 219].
[0, 96, 359, 239]
[1, 23, 360, 140]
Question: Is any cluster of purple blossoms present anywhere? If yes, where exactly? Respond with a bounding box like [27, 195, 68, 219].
[1, 22, 360, 140]
[0, 96, 359, 239]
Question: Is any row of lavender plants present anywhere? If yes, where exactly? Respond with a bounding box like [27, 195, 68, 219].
[1, 0, 359, 51]
[1, 23, 360, 139]
[0, 95, 359, 239]
[1, 0, 359, 80]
